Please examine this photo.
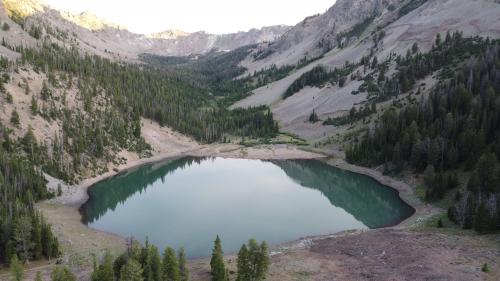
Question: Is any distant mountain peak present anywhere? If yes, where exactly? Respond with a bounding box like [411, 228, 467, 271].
[4, 0, 44, 20]
[148, 29, 191, 40]
[4, 0, 121, 31]
[60, 10, 122, 31]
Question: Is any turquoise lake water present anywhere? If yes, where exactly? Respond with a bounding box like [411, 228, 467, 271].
[83, 157, 414, 258]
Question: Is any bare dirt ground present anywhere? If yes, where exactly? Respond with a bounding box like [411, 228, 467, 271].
[269, 229, 499, 281]
[188, 228, 500, 281]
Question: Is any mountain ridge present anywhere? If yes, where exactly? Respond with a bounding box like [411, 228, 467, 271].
[2, 0, 291, 58]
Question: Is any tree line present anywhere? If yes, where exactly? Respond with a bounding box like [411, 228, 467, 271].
[8, 235, 270, 281]
[283, 62, 356, 99]
[86, 236, 268, 281]
[323, 103, 376, 126]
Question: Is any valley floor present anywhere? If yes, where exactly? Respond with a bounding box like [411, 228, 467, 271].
[3, 119, 499, 281]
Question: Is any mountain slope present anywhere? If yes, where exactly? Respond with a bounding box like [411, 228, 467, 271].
[233, 0, 500, 141]
[240, 0, 405, 73]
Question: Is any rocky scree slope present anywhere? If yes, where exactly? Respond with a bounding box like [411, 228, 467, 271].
[233, 0, 500, 142]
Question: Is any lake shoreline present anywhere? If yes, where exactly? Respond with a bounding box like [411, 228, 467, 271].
[36, 142, 435, 278]
[36, 144, 325, 262]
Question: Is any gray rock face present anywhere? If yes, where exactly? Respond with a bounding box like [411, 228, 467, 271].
[251, 0, 404, 64]
[142, 26, 290, 56]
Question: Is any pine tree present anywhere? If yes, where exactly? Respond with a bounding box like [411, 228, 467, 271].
[51, 266, 76, 281]
[5, 92, 13, 103]
[10, 109, 20, 126]
[437, 218, 444, 228]
[10, 255, 24, 281]
[371, 56, 378, 69]
[178, 247, 189, 281]
[467, 172, 480, 193]
[378, 66, 386, 83]
[13, 215, 33, 262]
[149, 246, 162, 281]
[162, 247, 180, 281]
[113, 253, 128, 279]
[31, 95, 38, 115]
[41, 81, 51, 101]
[435, 33, 442, 47]
[411, 42, 419, 54]
[41, 222, 53, 259]
[236, 244, 250, 281]
[309, 110, 319, 123]
[482, 263, 490, 273]
[32, 216, 43, 260]
[256, 241, 270, 280]
[120, 259, 144, 281]
[24, 82, 30, 95]
[140, 238, 152, 281]
[237, 239, 270, 281]
[91, 251, 115, 281]
[474, 203, 493, 233]
[248, 239, 260, 281]
[476, 153, 498, 193]
[210, 235, 227, 281]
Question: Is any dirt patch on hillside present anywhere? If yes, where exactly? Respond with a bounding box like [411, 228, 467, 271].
[273, 229, 499, 281]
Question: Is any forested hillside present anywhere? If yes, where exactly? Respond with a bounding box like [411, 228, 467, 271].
[18, 43, 278, 143]
[346, 34, 500, 232]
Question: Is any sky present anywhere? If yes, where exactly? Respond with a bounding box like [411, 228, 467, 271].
[41, 0, 336, 34]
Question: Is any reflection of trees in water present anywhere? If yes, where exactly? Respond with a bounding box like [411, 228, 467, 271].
[82, 157, 208, 223]
[271, 160, 414, 228]
[83, 157, 413, 228]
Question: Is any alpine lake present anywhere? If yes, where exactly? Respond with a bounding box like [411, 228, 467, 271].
[82, 157, 414, 258]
